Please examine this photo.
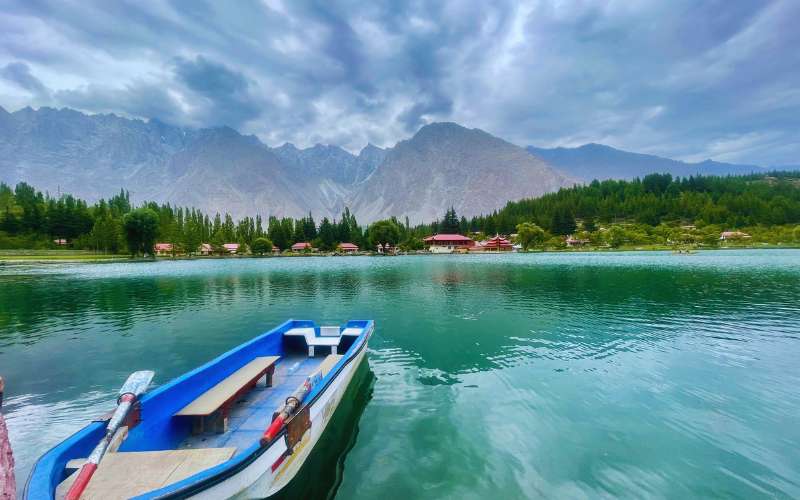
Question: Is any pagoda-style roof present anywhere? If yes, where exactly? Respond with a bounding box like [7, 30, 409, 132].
[483, 235, 512, 248]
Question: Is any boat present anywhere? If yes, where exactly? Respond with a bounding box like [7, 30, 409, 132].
[25, 319, 375, 499]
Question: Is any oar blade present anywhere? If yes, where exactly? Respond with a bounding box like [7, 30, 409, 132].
[118, 370, 155, 398]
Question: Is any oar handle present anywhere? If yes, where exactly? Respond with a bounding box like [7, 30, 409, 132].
[65, 463, 98, 500]
[63, 381, 149, 499]
[261, 415, 286, 444]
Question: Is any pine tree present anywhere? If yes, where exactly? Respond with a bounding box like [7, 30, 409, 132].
[441, 207, 460, 233]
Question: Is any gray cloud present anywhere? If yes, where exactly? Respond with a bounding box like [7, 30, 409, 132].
[0, 61, 49, 98]
[0, 0, 798, 165]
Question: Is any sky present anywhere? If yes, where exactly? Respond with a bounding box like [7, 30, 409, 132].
[0, 0, 798, 166]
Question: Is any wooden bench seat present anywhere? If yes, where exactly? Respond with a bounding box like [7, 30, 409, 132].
[56, 448, 235, 500]
[175, 356, 279, 433]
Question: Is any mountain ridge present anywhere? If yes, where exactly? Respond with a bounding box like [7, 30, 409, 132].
[527, 143, 762, 181]
[0, 106, 574, 222]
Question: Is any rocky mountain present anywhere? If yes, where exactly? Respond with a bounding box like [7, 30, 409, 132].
[351, 123, 577, 222]
[0, 105, 575, 221]
[527, 143, 762, 181]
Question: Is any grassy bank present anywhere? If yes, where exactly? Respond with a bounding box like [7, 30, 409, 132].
[0, 249, 130, 264]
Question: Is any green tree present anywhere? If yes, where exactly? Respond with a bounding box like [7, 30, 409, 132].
[268, 216, 290, 251]
[516, 222, 546, 250]
[0, 206, 20, 234]
[550, 205, 577, 235]
[400, 236, 424, 251]
[606, 225, 626, 248]
[123, 208, 159, 256]
[441, 207, 460, 234]
[90, 215, 121, 253]
[183, 213, 202, 255]
[368, 219, 401, 252]
[317, 217, 337, 251]
[251, 237, 273, 255]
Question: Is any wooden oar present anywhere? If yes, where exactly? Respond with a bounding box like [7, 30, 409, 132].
[65, 370, 154, 500]
[261, 371, 321, 445]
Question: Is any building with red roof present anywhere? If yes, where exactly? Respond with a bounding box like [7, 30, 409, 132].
[566, 236, 590, 247]
[423, 234, 475, 253]
[223, 243, 240, 254]
[291, 242, 312, 252]
[482, 235, 513, 251]
[154, 243, 173, 255]
[338, 243, 359, 253]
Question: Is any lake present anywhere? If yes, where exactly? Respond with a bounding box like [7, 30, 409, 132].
[1, 250, 799, 498]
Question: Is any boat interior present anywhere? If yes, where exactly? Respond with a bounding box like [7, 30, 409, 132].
[49, 320, 369, 500]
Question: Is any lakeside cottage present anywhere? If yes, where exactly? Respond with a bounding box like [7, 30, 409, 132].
[154, 243, 173, 255]
[424, 234, 475, 253]
[53, 238, 67, 246]
[338, 243, 359, 253]
[720, 231, 751, 240]
[199, 243, 213, 255]
[223, 243, 240, 254]
[292, 242, 312, 252]
[376, 244, 398, 254]
[566, 236, 590, 247]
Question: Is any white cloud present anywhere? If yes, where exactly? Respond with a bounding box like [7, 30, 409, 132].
[0, 0, 797, 165]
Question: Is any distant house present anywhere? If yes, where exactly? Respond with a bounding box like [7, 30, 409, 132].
[53, 238, 67, 246]
[199, 243, 213, 255]
[376, 244, 398, 254]
[272, 246, 281, 254]
[720, 231, 751, 241]
[481, 235, 513, 252]
[154, 243, 173, 255]
[223, 243, 240, 254]
[338, 242, 359, 253]
[292, 242, 312, 252]
[566, 235, 590, 247]
[423, 234, 475, 253]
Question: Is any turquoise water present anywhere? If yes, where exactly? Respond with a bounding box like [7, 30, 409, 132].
[1, 251, 799, 498]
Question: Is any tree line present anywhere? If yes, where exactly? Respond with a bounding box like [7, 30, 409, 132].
[1, 171, 799, 255]
[467, 172, 800, 235]
[0, 183, 377, 255]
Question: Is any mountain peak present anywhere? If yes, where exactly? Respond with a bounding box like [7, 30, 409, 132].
[414, 121, 469, 137]
[359, 143, 383, 156]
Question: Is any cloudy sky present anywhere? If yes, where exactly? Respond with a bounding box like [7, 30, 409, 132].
[1, 0, 798, 165]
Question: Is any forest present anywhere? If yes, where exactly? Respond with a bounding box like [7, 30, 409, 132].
[1, 171, 799, 255]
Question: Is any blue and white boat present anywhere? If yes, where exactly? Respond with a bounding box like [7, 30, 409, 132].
[25, 319, 374, 499]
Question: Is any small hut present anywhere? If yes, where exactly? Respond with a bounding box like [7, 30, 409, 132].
[338, 243, 359, 253]
[154, 243, 173, 255]
[291, 242, 312, 252]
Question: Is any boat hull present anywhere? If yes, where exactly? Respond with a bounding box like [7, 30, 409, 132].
[246, 346, 367, 499]
[25, 320, 374, 500]
[185, 344, 369, 500]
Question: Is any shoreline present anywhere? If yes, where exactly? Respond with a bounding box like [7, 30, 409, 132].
[2, 244, 799, 266]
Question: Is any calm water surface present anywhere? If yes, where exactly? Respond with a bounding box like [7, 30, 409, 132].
[1, 251, 799, 499]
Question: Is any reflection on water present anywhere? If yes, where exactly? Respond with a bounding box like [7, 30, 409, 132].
[2, 251, 800, 498]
